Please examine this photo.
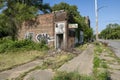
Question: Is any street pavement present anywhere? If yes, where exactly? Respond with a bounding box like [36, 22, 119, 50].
[99, 39, 120, 58]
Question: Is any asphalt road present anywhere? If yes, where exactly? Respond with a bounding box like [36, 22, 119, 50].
[99, 39, 120, 58]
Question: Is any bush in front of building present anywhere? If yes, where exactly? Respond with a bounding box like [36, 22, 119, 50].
[0, 37, 49, 53]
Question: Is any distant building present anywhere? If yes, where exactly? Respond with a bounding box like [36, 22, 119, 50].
[84, 16, 90, 28]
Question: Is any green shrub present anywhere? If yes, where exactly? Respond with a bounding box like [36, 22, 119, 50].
[93, 56, 101, 68]
[0, 38, 49, 53]
[52, 71, 94, 80]
[0, 39, 14, 53]
[0, 36, 12, 44]
[94, 45, 103, 53]
[12, 40, 33, 48]
[97, 71, 108, 80]
[101, 61, 108, 68]
[80, 75, 94, 80]
[53, 71, 80, 80]
[94, 69, 109, 80]
[53, 71, 108, 80]
[93, 43, 110, 80]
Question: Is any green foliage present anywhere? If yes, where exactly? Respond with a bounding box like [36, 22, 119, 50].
[52, 2, 93, 42]
[99, 23, 120, 39]
[52, 2, 79, 23]
[0, 37, 48, 53]
[52, 71, 81, 80]
[97, 71, 108, 80]
[0, 0, 51, 13]
[95, 46, 103, 53]
[94, 42, 103, 54]
[93, 43, 110, 80]
[93, 56, 101, 68]
[101, 61, 108, 68]
[0, 14, 11, 38]
[0, 3, 37, 39]
[41, 54, 75, 70]
[0, 0, 51, 39]
[53, 71, 108, 80]
[52, 71, 94, 80]
[84, 27, 93, 42]
[74, 16, 93, 42]
[13, 3, 37, 23]
[94, 69, 108, 80]
[0, 0, 5, 9]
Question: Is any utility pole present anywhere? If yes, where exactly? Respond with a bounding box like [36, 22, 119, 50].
[95, 0, 98, 41]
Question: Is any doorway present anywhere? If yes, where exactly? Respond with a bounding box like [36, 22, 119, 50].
[56, 34, 63, 49]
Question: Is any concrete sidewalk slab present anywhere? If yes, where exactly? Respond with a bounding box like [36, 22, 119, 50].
[58, 44, 94, 75]
[0, 59, 43, 80]
[23, 69, 54, 80]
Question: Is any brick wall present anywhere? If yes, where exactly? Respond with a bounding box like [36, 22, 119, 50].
[18, 11, 68, 48]
[18, 13, 54, 47]
[54, 11, 67, 22]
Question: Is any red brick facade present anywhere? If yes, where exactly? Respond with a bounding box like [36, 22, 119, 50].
[18, 11, 69, 49]
[19, 11, 88, 50]
[18, 11, 84, 49]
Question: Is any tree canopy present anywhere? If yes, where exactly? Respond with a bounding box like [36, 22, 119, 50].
[0, 0, 51, 39]
[99, 23, 120, 39]
[52, 2, 79, 23]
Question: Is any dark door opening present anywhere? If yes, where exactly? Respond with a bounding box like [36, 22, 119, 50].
[56, 34, 63, 49]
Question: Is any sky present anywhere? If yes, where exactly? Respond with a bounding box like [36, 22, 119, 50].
[44, 0, 120, 33]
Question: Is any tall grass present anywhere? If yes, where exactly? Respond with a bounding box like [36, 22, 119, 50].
[0, 37, 49, 53]
[41, 53, 75, 70]
[52, 71, 93, 80]
[0, 51, 45, 71]
[0, 37, 48, 71]
[93, 56, 101, 68]
[93, 41, 110, 80]
[53, 71, 109, 80]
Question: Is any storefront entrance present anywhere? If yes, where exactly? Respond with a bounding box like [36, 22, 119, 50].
[56, 34, 63, 49]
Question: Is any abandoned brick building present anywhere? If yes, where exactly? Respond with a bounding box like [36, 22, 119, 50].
[18, 10, 89, 49]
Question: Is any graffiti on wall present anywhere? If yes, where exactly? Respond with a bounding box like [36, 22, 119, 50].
[36, 33, 49, 44]
[25, 32, 54, 44]
[36, 33, 54, 44]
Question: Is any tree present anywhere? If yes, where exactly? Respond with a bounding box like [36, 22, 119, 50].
[52, 2, 79, 23]
[0, 3, 37, 39]
[99, 23, 120, 39]
[0, 0, 51, 39]
[0, 0, 51, 13]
